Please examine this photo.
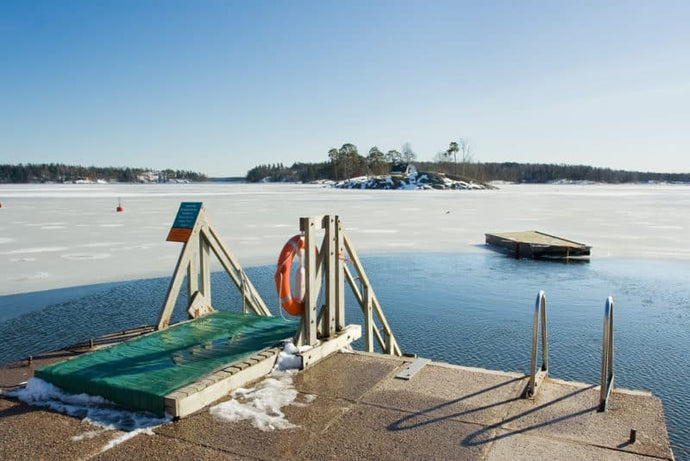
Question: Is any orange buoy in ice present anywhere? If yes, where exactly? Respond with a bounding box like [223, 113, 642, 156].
[116, 198, 124, 212]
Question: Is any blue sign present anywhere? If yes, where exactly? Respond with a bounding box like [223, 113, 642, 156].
[167, 202, 203, 242]
[172, 202, 203, 229]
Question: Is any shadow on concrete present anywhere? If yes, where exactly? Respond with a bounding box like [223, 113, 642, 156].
[0, 398, 42, 418]
[387, 376, 523, 431]
[386, 379, 598, 448]
[460, 384, 597, 447]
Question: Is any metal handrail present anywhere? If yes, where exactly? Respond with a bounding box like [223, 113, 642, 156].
[525, 290, 549, 398]
[599, 296, 615, 411]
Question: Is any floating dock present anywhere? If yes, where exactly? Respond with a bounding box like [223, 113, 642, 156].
[485, 231, 591, 259]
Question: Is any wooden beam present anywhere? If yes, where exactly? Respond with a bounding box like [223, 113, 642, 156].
[186, 291, 214, 319]
[164, 348, 280, 418]
[187, 249, 198, 306]
[324, 215, 336, 338]
[301, 217, 318, 346]
[300, 324, 362, 369]
[364, 285, 373, 352]
[343, 233, 401, 356]
[157, 210, 206, 330]
[335, 216, 345, 331]
[200, 232, 211, 310]
[344, 265, 386, 352]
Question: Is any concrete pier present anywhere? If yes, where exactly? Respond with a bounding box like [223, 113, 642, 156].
[0, 351, 674, 460]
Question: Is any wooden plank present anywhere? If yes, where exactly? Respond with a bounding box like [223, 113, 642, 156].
[364, 286, 373, 353]
[301, 217, 318, 346]
[486, 231, 589, 248]
[300, 324, 362, 369]
[187, 249, 198, 306]
[200, 232, 211, 307]
[165, 352, 279, 418]
[335, 216, 345, 331]
[325, 215, 337, 338]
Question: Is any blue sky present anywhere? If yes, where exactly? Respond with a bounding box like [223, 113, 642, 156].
[2, 0, 689, 176]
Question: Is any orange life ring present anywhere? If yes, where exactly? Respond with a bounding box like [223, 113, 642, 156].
[275, 234, 306, 316]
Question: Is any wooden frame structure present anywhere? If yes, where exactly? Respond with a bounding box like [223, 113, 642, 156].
[298, 215, 401, 356]
[157, 205, 270, 330]
[157, 208, 399, 357]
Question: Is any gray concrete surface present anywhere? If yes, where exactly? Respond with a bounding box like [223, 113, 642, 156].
[0, 351, 674, 460]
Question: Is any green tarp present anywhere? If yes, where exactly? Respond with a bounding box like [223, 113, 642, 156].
[36, 312, 298, 415]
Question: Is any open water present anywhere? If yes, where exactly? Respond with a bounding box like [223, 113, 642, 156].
[1, 252, 688, 457]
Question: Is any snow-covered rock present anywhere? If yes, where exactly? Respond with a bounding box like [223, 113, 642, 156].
[334, 171, 487, 190]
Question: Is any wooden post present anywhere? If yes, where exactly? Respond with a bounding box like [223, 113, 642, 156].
[187, 249, 198, 305]
[325, 216, 336, 338]
[335, 216, 345, 331]
[158, 224, 202, 329]
[200, 233, 211, 308]
[241, 272, 248, 315]
[301, 217, 318, 346]
[364, 285, 373, 352]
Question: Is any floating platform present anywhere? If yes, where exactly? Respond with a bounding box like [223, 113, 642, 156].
[485, 231, 591, 259]
[35, 311, 298, 417]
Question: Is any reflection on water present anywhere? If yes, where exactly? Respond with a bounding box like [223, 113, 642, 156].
[1, 253, 688, 454]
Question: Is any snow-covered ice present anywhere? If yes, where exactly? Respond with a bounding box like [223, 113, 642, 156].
[1, 182, 690, 296]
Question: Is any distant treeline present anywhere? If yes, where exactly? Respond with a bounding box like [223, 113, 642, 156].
[247, 160, 690, 184]
[246, 142, 689, 184]
[415, 161, 690, 184]
[0, 163, 207, 183]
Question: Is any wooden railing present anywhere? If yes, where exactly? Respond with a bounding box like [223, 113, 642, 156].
[298, 215, 401, 356]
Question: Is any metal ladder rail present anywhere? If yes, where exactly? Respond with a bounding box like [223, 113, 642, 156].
[525, 290, 549, 398]
[599, 296, 615, 412]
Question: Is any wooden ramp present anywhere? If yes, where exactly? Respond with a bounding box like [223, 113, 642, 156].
[33, 312, 361, 418]
[35, 312, 299, 417]
[485, 231, 591, 259]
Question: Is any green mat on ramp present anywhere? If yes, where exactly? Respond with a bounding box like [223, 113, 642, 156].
[36, 311, 298, 416]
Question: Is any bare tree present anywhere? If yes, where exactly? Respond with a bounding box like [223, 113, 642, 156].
[458, 138, 473, 176]
[458, 138, 472, 163]
[401, 142, 417, 163]
[433, 151, 450, 163]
